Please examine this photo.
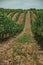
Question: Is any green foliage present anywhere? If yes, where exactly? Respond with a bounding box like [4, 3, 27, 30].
[0, 13, 18, 34]
[31, 11, 43, 37]
[30, 9, 43, 46]
[0, 8, 27, 39]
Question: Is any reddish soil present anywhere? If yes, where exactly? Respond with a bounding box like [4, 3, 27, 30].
[23, 11, 32, 34]
[37, 45, 43, 65]
[12, 13, 18, 20]
[17, 13, 24, 24]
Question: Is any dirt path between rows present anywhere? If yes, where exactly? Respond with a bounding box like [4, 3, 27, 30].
[17, 13, 24, 24]
[12, 13, 18, 20]
[16, 11, 32, 39]
[23, 11, 32, 34]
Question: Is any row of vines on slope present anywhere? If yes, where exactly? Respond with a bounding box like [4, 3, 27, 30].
[0, 9, 27, 40]
[30, 9, 43, 46]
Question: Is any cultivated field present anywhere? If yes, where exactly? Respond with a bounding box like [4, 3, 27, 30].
[0, 8, 43, 65]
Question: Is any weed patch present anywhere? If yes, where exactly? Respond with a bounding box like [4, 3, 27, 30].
[16, 33, 33, 43]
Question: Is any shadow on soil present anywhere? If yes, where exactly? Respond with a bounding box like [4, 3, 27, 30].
[34, 34, 43, 50]
[0, 37, 10, 43]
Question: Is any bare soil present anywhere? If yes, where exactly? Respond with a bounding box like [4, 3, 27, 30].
[17, 13, 24, 24]
[12, 13, 18, 20]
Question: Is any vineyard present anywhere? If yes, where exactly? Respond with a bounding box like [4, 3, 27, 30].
[0, 8, 43, 65]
